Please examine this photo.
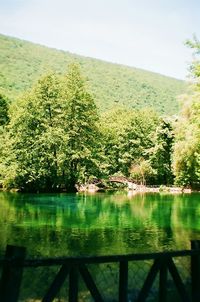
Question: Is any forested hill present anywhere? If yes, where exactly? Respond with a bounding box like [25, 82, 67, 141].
[0, 34, 186, 114]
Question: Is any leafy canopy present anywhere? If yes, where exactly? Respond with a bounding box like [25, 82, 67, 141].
[2, 64, 100, 192]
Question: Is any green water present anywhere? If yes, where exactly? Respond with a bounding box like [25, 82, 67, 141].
[0, 191, 200, 257]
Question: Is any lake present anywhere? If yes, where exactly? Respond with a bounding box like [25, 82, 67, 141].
[0, 191, 200, 257]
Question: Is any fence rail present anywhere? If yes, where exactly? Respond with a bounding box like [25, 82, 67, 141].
[0, 241, 200, 302]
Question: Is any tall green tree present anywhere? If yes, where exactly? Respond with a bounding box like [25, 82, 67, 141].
[185, 35, 200, 84]
[100, 107, 133, 176]
[3, 73, 67, 191]
[150, 118, 175, 185]
[173, 37, 200, 188]
[100, 107, 158, 179]
[2, 64, 100, 192]
[173, 93, 200, 188]
[119, 108, 158, 177]
[63, 64, 100, 190]
[0, 93, 9, 126]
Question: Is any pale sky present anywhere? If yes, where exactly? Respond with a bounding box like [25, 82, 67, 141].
[1, 0, 200, 79]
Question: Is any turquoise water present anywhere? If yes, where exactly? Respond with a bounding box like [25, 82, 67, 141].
[0, 191, 200, 257]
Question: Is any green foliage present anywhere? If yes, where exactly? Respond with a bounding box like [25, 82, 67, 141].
[130, 158, 155, 185]
[0, 34, 186, 115]
[1, 34, 200, 191]
[62, 64, 100, 190]
[0, 93, 9, 126]
[173, 38, 200, 189]
[1, 65, 100, 192]
[100, 108, 176, 185]
[100, 107, 133, 176]
[119, 108, 159, 176]
[173, 93, 200, 188]
[0, 93, 10, 186]
[100, 107, 159, 181]
[185, 35, 200, 82]
[3, 73, 66, 191]
[150, 118, 175, 185]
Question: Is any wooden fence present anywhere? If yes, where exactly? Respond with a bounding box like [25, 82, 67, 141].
[0, 241, 200, 302]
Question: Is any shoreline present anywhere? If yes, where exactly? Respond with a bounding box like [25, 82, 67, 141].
[0, 185, 197, 194]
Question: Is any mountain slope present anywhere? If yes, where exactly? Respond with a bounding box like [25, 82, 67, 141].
[0, 34, 186, 114]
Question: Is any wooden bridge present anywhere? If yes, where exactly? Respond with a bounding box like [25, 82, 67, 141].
[108, 176, 139, 190]
[76, 176, 139, 192]
[108, 176, 136, 184]
[88, 176, 137, 185]
[0, 241, 200, 301]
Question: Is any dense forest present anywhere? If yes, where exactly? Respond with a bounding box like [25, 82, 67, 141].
[0, 36, 199, 192]
[0, 34, 186, 115]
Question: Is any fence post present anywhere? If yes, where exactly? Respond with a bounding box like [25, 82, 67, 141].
[159, 256, 168, 302]
[69, 263, 78, 302]
[191, 240, 200, 302]
[119, 260, 128, 302]
[0, 245, 26, 302]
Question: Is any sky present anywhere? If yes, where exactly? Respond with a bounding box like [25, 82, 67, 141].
[1, 0, 200, 80]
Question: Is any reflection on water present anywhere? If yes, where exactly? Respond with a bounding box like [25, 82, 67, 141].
[0, 191, 200, 257]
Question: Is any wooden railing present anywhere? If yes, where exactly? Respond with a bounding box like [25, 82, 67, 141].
[0, 241, 200, 302]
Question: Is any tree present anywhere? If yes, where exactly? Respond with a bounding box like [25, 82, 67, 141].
[173, 93, 200, 188]
[99, 107, 133, 176]
[150, 118, 175, 185]
[3, 72, 67, 191]
[0, 93, 10, 186]
[185, 35, 200, 84]
[2, 64, 100, 192]
[119, 108, 159, 176]
[130, 158, 155, 185]
[100, 107, 159, 179]
[62, 64, 100, 190]
[173, 37, 200, 189]
[0, 93, 9, 126]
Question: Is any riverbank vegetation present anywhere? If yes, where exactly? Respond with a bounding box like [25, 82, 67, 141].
[0, 38, 199, 192]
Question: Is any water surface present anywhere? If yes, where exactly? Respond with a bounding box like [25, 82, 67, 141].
[0, 191, 199, 257]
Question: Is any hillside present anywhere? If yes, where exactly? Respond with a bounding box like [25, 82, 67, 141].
[0, 34, 186, 114]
